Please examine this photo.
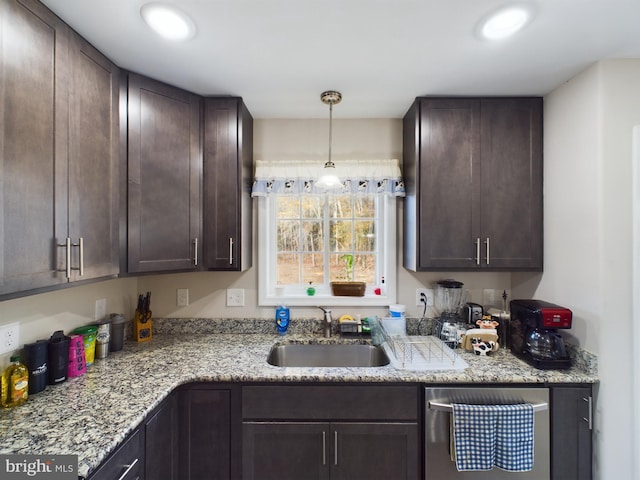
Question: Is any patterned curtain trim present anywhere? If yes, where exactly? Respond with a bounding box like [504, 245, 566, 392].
[251, 159, 406, 197]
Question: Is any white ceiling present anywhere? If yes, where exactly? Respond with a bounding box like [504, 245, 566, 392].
[41, 0, 640, 119]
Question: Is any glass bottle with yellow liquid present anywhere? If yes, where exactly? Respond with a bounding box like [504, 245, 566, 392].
[1, 355, 29, 408]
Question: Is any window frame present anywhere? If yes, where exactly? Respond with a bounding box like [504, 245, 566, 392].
[257, 195, 397, 306]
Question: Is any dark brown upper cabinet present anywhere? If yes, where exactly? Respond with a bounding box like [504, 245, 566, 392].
[127, 73, 202, 273]
[403, 97, 543, 271]
[0, 0, 119, 297]
[203, 98, 253, 271]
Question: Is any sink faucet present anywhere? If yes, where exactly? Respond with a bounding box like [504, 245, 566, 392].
[318, 307, 332, 338]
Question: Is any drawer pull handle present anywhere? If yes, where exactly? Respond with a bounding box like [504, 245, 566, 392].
[117, 457, 139, 480]
[334, 430, 338, 465]
[583, 396, 593, 430]
[322, 431, 326, 465]
[428, 401, 548, 412]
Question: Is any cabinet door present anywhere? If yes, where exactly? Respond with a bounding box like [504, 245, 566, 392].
[127, 73, 201, 273]
[0, 0, 69, 295]
[480, 98, 543, 270]
[415, 98, 482, 270]
[146, 394, 179, 480]
[179, 388, 231, 480]
[67, 31, 119, 281]
[551, 386, 592, 480]
[242, 422, 330, 480]
[331, 423, 419, 480]
[203, 98, 253, 271]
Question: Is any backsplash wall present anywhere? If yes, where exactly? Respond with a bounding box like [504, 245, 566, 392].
[0, 119, 512, 367]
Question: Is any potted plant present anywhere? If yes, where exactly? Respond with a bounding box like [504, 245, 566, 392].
[330, 254, 366, 297]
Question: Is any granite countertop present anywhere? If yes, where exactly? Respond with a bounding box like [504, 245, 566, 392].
[0, 328, 598, 479]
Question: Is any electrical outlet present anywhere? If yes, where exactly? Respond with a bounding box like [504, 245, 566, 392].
[416, 288, 434, 306]
[95, 298, 107, 321]
[0, 322, 20, 355]
[177, 288, 189, 306]
[226, 288, 245, 307]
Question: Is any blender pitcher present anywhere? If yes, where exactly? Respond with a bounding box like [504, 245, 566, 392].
[436, 279, 467, 347]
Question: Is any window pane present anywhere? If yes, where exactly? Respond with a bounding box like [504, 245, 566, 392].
[330, 253, 350, 281]
[353, 196, 375, 217]
[277, 220, 300, 251]
[301, 221, 323, 252]
[328, 195, 352, 218]
[301, 196, 324, 218]
[354, 254, 376, 283]
[277, 253, 300, 284]
[277, 197, 300, 218]
[330, 220, 353, 252]
[301, 254, 324, 285]
[355, 220, 375, 251]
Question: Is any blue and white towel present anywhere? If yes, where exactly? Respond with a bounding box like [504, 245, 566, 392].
[452, 403, 534, 472]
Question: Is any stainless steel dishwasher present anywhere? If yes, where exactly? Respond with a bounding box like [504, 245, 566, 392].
[425, 387, 550, 479]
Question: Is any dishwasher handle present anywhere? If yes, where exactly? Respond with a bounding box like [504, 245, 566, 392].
[428, 400, 548, 413]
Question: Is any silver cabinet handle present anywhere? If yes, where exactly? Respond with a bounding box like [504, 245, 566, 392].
[57, 238, 72, 278]
[64, 237, 71, 278]
[116, 457, 139, 480]
[485, 237, 490, 265]
[193, 238, 198, 266]
[583, 396, 593, 430]
[73, 238, 84, 276]
[475, 238, 481, 265]
[322, 431, 326, 465]
[334, 430, 338, 466]
[229, 237, 234, 265]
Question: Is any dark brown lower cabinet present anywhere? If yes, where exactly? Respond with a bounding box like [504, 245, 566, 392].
[551, 385, 593, 480]
[178, 384, 241, 480]
[146, 394, 179, 480]
[242, 421, 417, 480]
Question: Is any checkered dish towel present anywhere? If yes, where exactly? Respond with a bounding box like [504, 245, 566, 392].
[452, 403, 534, 472]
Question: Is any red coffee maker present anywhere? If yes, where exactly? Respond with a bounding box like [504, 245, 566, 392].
[509, 299, 572, 369]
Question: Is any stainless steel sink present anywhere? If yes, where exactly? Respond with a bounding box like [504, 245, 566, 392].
[267, 343, 390, 367]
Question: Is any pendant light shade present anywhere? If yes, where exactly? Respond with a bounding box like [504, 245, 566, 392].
[316, 91, 342, 190]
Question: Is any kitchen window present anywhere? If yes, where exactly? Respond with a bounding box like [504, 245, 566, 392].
[252, 159, 404, 307]
[256, 194, 397, 306]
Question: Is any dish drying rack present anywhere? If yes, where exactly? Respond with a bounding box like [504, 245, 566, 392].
[372, 318, 468, 371]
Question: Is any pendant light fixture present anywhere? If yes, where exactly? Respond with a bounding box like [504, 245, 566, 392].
[316, 90, 343, 190]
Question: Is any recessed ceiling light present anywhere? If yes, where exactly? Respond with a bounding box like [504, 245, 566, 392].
[478, 5, 533, 40]
[140, 2, 196, 41]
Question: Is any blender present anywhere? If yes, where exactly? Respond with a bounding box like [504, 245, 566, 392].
[435, 280, 467, 346]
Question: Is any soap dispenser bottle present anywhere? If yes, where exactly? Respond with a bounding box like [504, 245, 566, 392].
[275, 306, 290, 335]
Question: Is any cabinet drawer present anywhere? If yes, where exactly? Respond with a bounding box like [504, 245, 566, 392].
[89, 428, 144, 480]
[242, 385, 418, 421]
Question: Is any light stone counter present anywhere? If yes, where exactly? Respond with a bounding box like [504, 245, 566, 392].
[0, 326, 597, 478]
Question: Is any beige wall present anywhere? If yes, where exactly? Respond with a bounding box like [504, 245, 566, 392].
[0, 118, 512, 364]
[514, 59, 640, 480]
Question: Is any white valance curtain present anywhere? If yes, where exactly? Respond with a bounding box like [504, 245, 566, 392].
[251, 159, 405, 197]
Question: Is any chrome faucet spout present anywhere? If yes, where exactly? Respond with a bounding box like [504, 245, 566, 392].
[318, 307, 332, 338]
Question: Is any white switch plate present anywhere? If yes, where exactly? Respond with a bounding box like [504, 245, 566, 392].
[416, 288, 434, 306]
[95, 298, 107, 321]
[226, 288, 245, 307]
[177, 288, 189, 306]
[0, 322, 20, 355]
